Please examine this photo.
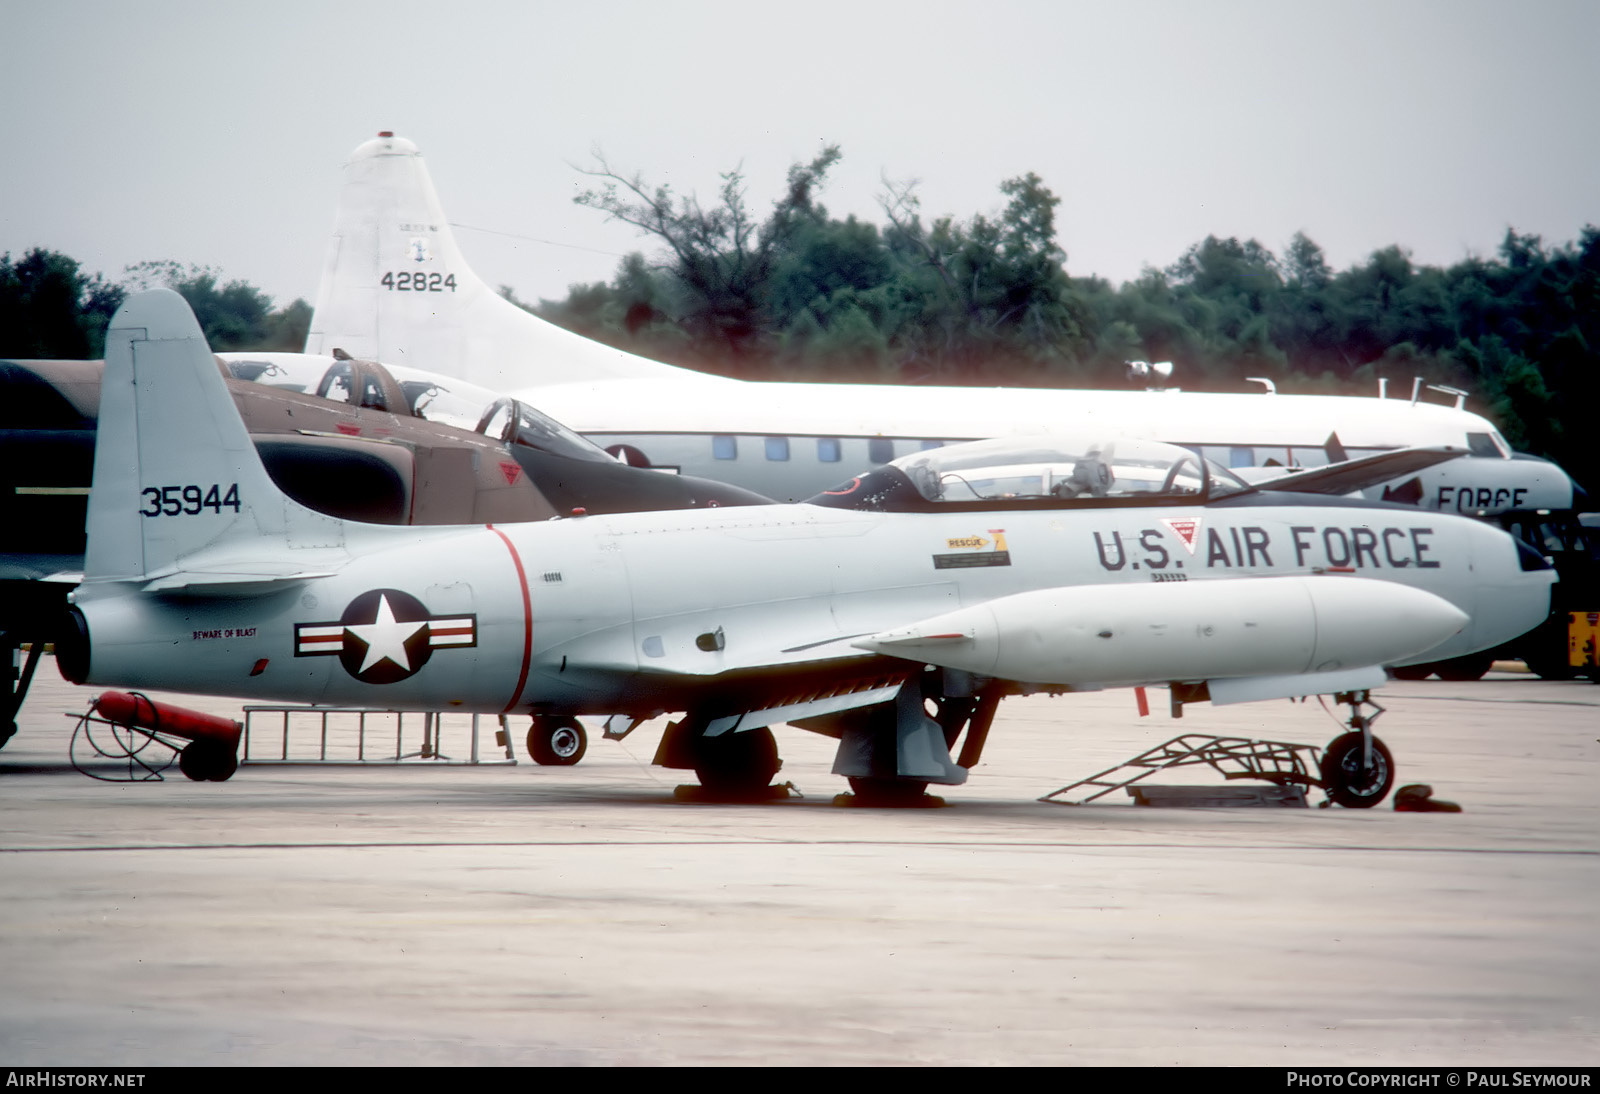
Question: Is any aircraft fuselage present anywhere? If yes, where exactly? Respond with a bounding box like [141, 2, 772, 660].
[66, 496, 1547, 719]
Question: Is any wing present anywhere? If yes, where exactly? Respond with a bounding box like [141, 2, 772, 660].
[1244, 446, 1465, 496]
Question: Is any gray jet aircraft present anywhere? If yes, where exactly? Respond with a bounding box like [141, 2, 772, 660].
[57, 291, 1555, 806]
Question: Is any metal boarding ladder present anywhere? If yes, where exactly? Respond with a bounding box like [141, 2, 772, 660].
[1039, 734, 1323, 806]
[241, 706, 518, 765]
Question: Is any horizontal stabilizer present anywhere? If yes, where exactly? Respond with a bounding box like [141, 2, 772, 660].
[0, 555, 83, 583]
[141, 565, 339, 595]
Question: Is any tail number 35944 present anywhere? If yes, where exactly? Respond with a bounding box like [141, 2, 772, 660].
[140, 484, 240, 517]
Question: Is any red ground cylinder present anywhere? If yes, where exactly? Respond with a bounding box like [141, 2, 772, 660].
[92, 691, 242, 747]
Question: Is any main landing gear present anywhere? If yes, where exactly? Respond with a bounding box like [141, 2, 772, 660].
[526, 716, 587, 766]
[1318, 690, 1395, 808]
[691, 725, 781, 797]
[833, 683, 1002, 807]
[651, 675, 1004, 806]
[651, 718, 784, 801]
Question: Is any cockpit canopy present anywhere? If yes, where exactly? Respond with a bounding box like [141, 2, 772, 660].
[222, 353, 614, 463]
[809, 436, 1252, 512]
[473, 397, 614, 464]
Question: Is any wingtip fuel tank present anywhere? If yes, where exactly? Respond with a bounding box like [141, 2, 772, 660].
[854, 575, 1469, 689]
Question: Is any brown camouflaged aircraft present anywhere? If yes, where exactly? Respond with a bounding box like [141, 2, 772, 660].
[0, 351, 767, 746]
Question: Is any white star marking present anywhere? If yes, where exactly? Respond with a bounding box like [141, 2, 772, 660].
[344, 594, 427, 674]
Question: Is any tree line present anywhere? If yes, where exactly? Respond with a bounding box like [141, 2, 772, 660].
[5, 149, 1594, 494]
[0, 251, 310, 359]
[541, 147, 1597, 493]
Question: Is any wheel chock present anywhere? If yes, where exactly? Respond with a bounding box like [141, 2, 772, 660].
[1393, 783, 1463, 812]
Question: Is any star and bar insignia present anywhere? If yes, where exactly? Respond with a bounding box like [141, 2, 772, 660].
[295, 588, 476, 684]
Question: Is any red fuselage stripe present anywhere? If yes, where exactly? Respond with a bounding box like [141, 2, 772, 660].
[487, 525, 534, 714]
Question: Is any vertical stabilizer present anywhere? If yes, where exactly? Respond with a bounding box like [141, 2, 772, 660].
[85, 289, 344, 584]
[307, 133, 702, 392]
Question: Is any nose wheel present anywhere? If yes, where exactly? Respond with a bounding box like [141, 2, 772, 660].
[527, 716, 587, 765]
[1319, 691, 1395, 808]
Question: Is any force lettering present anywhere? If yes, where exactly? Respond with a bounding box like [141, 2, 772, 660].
[1093, 524, 1443, 572]
[1438, 485, 1529, 512]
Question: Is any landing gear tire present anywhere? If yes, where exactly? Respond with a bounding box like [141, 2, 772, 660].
[1433, 654, 1494, 682]
[1320, 731, 1395, 808]
[693, 727, 779, 796]
[178, 741, 238, 782]
[846, 777, 932, 807]
[0, 720, 15, 750]
[528, 717, 587, 766]
[1390, 665, 1433, 681]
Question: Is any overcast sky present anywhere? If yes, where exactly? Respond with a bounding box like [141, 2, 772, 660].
[3, 0, 1595, 310]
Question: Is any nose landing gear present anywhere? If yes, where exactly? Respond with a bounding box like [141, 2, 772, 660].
[1319, 691, 1395, 808]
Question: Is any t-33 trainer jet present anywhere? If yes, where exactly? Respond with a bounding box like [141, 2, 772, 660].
[58, 290, 1554, 806]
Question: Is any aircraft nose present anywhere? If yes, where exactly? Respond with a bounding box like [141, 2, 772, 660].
[1461, 526, 1558, 654]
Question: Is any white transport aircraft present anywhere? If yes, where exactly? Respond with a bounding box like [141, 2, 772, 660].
[61, 290, 1554, 805]
[306, 133, 1578, 511]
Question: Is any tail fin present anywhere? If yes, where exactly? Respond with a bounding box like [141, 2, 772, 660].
[306, 132, 696, 391]
[85, 289, 345, 587]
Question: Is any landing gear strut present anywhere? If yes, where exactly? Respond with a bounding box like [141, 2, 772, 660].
[831, 680, 998, 806]
[2, 639, 44, 751]
[1319, 690, 1395, 808]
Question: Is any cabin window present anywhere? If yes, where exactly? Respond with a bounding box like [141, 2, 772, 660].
[1467, 432, 1501, 458]
[817, 437, 842, 463]
[712, 435, 738, 460]
[868, 438, 895, 464]
[920, 440, 945, 451]
[764, 436, 790, 461]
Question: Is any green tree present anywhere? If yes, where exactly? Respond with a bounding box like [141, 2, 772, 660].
[0, 249, 125, 358]
[573, 145, 843, 365]
[549, 144, 1595, 489]
[122, 260, 308, 351]
[878, 171, 1086, 378]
